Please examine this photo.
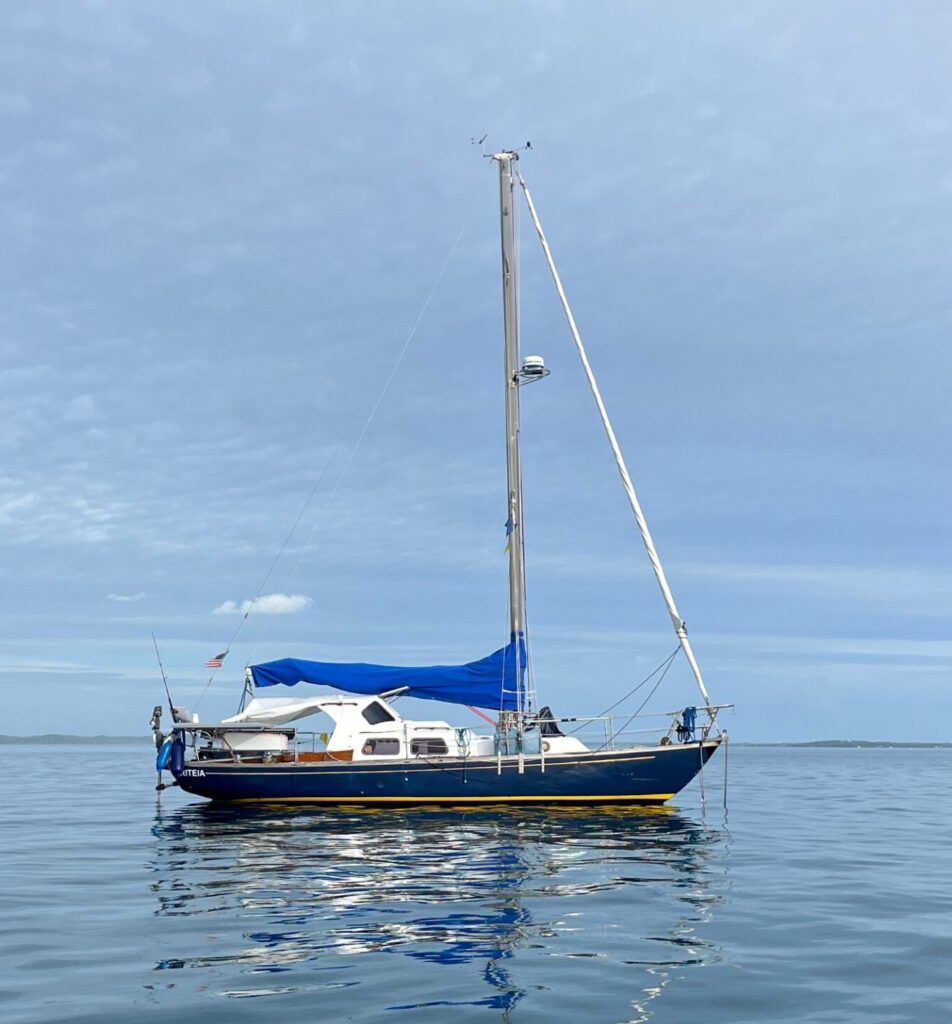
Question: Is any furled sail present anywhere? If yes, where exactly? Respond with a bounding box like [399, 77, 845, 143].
[249, 635, 525, 712]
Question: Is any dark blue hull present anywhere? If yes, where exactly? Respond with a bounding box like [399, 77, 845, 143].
[172, 740, 720, 805]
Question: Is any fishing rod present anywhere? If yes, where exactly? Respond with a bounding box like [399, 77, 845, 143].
[152, 632, 175, 716]
[151, 632, 181, 794]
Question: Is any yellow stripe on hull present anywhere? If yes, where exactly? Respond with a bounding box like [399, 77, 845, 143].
[227, 793, 676, 804]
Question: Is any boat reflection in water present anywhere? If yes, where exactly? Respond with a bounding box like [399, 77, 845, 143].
[150, 803, 728, 1020]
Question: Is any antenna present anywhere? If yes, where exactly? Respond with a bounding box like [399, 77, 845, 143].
[482, 140, 533, 162]
[470, 131, 490, 157]
[151, 632, 175, 716]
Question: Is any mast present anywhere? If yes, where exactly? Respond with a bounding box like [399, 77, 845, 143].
[494, 151, 527, 721]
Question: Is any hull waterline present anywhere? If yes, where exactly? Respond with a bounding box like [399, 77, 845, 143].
[172, 740, 721, 806]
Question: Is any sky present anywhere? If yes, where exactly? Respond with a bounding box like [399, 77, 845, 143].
[2, 1, 950, 740]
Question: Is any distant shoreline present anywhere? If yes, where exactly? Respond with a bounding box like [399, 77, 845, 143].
[735, 740, 952, 749]
[2, 734, 950, 749]
[0, 734, 150, 745]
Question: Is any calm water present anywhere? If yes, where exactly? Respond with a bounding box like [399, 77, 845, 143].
[1, 745, 950, 1023]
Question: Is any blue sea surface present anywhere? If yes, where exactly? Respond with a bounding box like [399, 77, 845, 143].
[1, 744, 950, 1023]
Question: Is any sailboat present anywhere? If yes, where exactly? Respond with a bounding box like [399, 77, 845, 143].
[155, 151, 730, 805]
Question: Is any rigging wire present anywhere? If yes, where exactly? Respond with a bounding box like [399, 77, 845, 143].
[298, 213, 474, 550]
[596, 645, 681, 719]
[560, 644, 681, 737]
[252, 209, 477, 648]
[193, 443, 342, 711]
[412, 646, 680, 784]
[516, 415, 535, 715]
[196, 207, 476, 710]
[492, 648, 684, 781]
[598, 646, 680, 751]
[515, 168, 712, 708]
[498, 595, 512, 717]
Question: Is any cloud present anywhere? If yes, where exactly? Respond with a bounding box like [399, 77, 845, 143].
[106, 592, 146, 603]
[2, 2, 951, 743]
[0, 658, 99, 674]
[676, 561, 952, 615]
[213, 593, 313, 616]
[0, 476, 131, 546]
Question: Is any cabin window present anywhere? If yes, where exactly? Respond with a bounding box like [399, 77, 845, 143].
[361, 737, 401, 756]
[361, 702, 396, 725]
[411, 737, 449, 756]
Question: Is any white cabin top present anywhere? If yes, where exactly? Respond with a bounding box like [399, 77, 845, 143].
[223, 694, 493, 760]
[217, 694, 588, 760]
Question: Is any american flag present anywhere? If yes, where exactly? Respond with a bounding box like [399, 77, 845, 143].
[205, 651, 228, 669]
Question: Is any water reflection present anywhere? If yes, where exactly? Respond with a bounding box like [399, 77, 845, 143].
[150, 802, 728, 1020]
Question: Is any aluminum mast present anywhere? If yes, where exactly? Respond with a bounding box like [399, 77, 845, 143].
[494, 151, 527, 722]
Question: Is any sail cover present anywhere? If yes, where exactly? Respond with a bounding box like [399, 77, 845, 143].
[249, 636, 525, 711]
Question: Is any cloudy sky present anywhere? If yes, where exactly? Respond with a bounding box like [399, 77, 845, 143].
[2, 1, 950, 739]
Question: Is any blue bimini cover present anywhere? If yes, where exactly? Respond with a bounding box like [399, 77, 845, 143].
[249, 635, 525, 712]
